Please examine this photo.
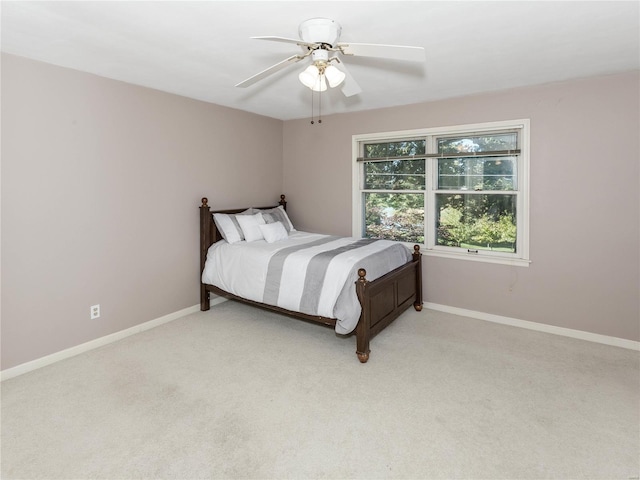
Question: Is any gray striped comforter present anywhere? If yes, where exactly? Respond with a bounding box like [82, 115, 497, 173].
[202, 231, 412, 334]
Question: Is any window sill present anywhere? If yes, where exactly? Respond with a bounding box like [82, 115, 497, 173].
[420, 247, 531, 267]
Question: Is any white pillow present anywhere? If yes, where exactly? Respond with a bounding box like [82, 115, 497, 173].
[236, 213, 266, 242]
[212, 209, 254, 244]
[258, 205, 296, 232]
[258, 221, 289, 243]
[213, 213, 244, 244]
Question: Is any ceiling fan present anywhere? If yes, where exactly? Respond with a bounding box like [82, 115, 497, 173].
[235, 18, 425, 97]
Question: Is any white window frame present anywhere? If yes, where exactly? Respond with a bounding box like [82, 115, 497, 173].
[352, 119, 530, 267]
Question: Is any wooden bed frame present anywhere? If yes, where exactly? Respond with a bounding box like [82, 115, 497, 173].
[199, 195, 423, 363]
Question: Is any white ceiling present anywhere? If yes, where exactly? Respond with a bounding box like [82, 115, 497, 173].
[1, 1, 639, 120]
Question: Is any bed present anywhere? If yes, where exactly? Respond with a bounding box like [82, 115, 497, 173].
[199, 195, 423, 362]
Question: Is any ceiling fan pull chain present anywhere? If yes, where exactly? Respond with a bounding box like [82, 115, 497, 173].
[310, 88, 315, 124]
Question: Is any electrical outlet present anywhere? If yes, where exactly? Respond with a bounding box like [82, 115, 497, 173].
[90, 304, 100, 320]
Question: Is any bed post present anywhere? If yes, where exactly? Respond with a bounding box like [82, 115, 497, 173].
[413, 245, 423, 311]
[279, 194, 287, 210]
[200, 197, 212, 311]
[355, 268, 371, 363]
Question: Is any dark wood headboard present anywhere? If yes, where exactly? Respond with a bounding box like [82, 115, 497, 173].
[199, 195, 287, 279]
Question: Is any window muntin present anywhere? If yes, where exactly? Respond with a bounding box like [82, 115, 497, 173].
[354, 120, 529, 266]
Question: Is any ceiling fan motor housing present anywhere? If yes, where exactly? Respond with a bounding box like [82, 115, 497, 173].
[298, 18, 342, 46]
[311, 49, 330, 63]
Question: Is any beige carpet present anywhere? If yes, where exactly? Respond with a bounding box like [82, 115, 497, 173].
[2, 301, 639, 479]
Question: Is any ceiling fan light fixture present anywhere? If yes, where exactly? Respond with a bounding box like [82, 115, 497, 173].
[324, 64, 346, 88]
[311, 74, 327, 92]
[299, 64, 327, 91]
[298, 64, 320, 89]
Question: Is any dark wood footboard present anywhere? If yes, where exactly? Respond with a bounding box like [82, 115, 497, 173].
[199, 196, 423, 363]
[355, 245, 422, 363]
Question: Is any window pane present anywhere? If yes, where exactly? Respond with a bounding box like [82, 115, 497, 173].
[438, 156, 516, 191]
[364, 140, 426, 158]
[438, 133, 517, 154]
[364, 193, 424, 243]
[364, 159, 425, 190]
[436, 193, 516, 253]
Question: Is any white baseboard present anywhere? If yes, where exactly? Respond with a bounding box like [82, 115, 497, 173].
[4, 298, 634, 381]
[424, 302, 640, 351]
[0, 299, 224, 382]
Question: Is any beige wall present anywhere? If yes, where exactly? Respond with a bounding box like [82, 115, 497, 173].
[283, 71, 640, 342]
[1, 54, 283, 369]
[2, 54, 638, 371]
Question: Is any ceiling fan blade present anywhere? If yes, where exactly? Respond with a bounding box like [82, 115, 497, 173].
[336, 61, 362, 97]
[235, 55, 304, 88]
[252, 36, 317, 49]
[338, 43, 425, 62]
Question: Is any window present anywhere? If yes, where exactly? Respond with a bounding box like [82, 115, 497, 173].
[362, 140, 426, 243]
[352, 120, 530, 266]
